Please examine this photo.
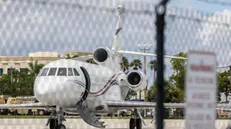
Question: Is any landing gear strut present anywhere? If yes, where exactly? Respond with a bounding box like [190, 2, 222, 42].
[129, 109, 142, 129]
[129, 118, 142, 129]
[47, 107, 66, 129]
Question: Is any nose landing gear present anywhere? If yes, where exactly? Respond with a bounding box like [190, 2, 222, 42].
[129, 108, 144, 129]
[47, 107, 66, 129]
[129, 118, 142, 129]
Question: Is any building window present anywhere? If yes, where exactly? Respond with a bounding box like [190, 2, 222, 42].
[15, 63, 20, 65]
[7, 68, 15, 74]
[3, 63, 8, 65]
[0, 69, 3, 76]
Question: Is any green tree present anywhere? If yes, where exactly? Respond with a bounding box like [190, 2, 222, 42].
[147, 81, 183, 103]
[86, 58, 97, 64]
[28, 60, 45, 76]
[125, 90, 137, 100]
[0, 61, 44, 96]
[149, 60, 157, 82]
[120, 56, 129, 72]
[0, 74, 12, 95]
[66, 53, 71, 59]
[130, 59, 142, 70]
[217, 71, 231, 102]
[147, 81, 183, 118]
[169, 52, 187, 91]
[0, 70, 33, 96]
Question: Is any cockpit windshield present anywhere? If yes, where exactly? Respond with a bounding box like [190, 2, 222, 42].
[57, 68, 66, 76]
[40, 68, 49, 76]
[48, 68, 57, 76]
[68, 68, 73, 76]
[39, 67, 79, 76]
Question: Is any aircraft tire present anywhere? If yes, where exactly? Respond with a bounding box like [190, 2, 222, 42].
[129, 118, 136, 129]
[136, 118, 142, 129]
[49, 118, 58, 129]
[57, 124, 66, 129]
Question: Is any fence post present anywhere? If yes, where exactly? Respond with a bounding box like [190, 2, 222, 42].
[155, 0, 169, 129]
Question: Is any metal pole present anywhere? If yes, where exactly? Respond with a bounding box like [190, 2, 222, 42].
[229, 66, 231, 103]
[138, 44, 152, 101]
[144, 50, 147, 100]
[155, 1, 169, 129]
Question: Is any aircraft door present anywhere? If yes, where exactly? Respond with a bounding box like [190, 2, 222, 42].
[79, 66, 91, 102]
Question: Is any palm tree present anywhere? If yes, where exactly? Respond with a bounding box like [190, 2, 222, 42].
[130, 59, 142, 70]
[86, 58, 97, 64]
[129, 58, 142, 100]
[66, 53, 71, 59]
[72, 55, 79, 58]
[120, 56, 129, 72]
[149, 60, 157, 81]
[28, 60, 45, 76]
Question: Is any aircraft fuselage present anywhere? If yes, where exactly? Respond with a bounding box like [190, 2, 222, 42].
[34, 59, 123, 112]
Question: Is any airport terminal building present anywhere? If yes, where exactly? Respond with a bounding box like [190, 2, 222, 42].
[0, 52, 92, 76]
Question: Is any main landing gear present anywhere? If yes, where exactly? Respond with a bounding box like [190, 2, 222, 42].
[47, 107, 66, 129]
[129, 109, 143, 129]
[129, 118, 142, 129]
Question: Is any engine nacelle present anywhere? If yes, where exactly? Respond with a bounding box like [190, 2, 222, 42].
[117, 70, 147, 92]
[93, 47, 116, 65]
[126, 70, 147, 91]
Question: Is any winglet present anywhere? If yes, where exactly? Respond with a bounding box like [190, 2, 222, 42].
[112, 5, 125, 52]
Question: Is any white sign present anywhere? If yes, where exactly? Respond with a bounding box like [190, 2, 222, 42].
[185, 51, 217, 129]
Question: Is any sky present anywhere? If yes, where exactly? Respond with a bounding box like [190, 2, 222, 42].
[0, 0, 231, 88]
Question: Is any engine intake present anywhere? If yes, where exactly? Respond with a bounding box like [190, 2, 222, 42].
[126, 70, 147, 91]
[93, 48, 108, 63]
[93, 47, 117, 65]
[127, 72, 141, 86]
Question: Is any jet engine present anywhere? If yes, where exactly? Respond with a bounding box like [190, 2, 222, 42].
[126, 70, 147, 91]
[117, 70, 147, 91]
[93, 47, 116, 65]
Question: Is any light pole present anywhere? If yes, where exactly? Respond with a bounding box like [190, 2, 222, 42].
[137, 43, 153, 101]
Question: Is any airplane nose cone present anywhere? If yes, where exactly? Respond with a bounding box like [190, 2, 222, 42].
[34, 80, 50, 103]
[34, 77, 87, 107]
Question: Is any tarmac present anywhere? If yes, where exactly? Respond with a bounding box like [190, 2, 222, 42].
[0, 119, 231, 129]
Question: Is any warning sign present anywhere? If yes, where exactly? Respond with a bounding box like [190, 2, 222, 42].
[185, 51, 217, 129]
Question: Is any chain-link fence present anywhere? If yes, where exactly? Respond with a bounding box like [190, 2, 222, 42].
[1, 0, 231, 128]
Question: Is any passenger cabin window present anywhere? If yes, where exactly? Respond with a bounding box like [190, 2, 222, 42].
[57, 68, 67, 76]
[40, 68, 49, 76]
[73, 68, 79, 76]
[48, 68, 57, 76]
[68, 68, 73, 76]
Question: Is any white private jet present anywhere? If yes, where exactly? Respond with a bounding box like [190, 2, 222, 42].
[0, 4, 229, 129]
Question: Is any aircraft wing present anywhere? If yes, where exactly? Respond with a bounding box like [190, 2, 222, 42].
[0, 103, 54, 109]
[118, 50, 187, 60]
[107, 100, 231, 109]
[72, 55, 93, 62]
[70, 50, 187, 61]
[106, 100, 185, 109]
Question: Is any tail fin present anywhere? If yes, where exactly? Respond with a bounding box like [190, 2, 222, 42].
[112, 5, 125, 52]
